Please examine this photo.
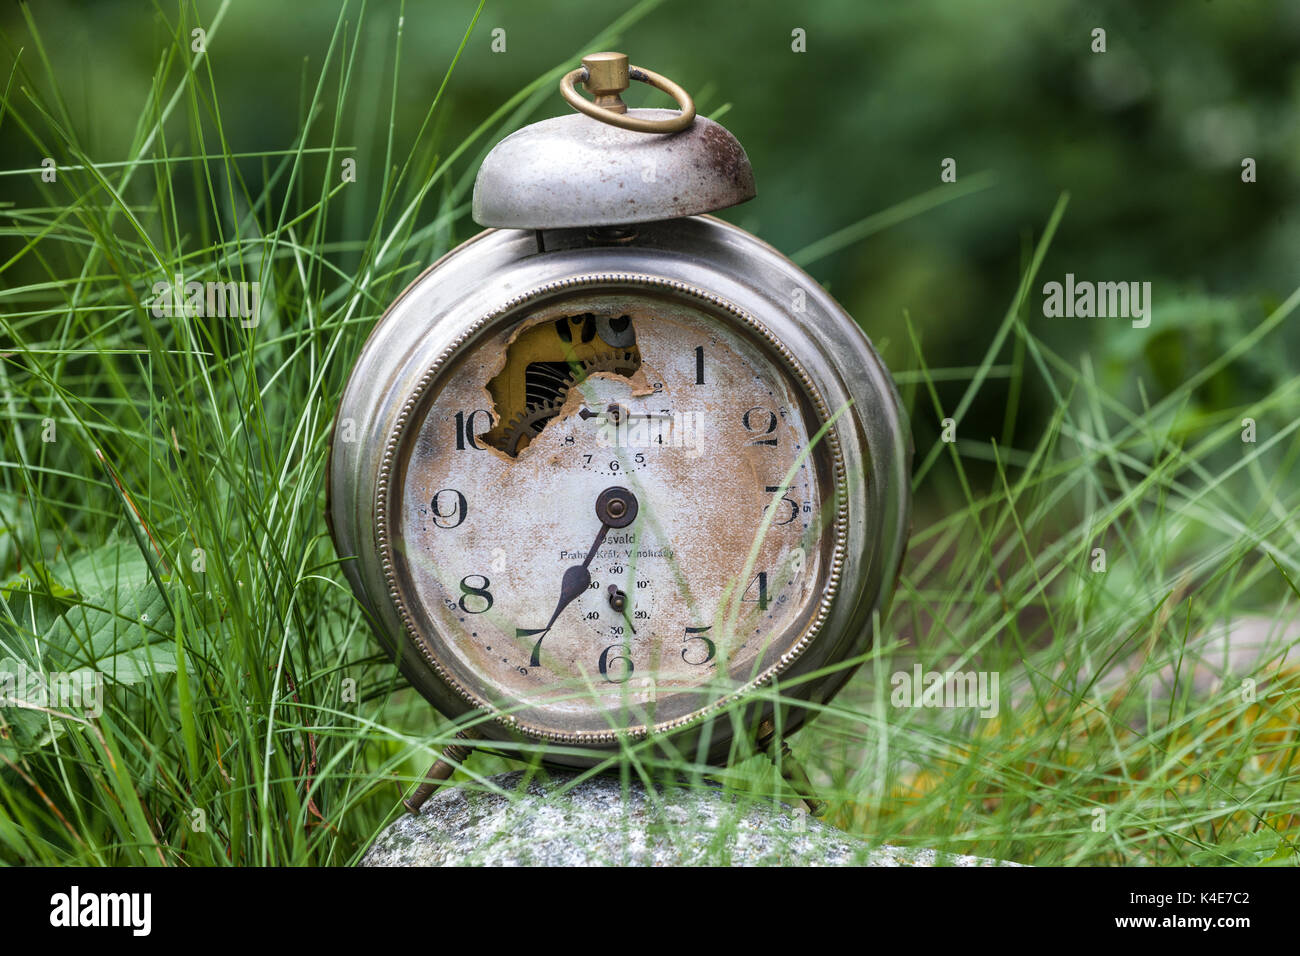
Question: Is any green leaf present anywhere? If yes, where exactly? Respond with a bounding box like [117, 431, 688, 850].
[0, 537, 176, 758]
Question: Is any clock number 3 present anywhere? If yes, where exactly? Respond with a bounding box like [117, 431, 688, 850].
[764, 485, 799, 525]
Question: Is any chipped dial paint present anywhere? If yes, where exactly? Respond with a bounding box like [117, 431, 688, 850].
[392, 293, 833, 736]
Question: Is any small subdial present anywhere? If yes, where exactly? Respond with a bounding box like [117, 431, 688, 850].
[576, 400, 684, 477]
[581, 561, 654, 640]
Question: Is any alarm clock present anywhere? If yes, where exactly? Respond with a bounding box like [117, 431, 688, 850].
[326, 53, 911, 813]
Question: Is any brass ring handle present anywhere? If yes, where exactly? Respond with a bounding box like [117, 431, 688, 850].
[560, 51, 695, 134]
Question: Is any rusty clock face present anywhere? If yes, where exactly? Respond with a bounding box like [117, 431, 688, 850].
[382, 285, 846, 740]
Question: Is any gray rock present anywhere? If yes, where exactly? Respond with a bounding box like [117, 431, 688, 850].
[362, 770, 1021, 867]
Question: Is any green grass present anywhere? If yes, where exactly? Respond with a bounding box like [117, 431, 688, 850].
[1, 2, 1297, 866]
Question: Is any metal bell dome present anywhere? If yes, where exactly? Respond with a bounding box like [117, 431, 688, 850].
[472, 53, 755, 229]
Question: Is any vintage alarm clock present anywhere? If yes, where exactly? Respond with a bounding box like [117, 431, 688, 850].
[327, 53, 911, 813]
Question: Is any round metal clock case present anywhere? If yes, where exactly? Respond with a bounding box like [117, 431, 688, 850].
[328, 216, 910, 767]
[327, 55, 910, 771]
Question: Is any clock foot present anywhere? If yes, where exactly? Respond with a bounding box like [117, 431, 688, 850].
[402, 730, 480, 815]
[757, 720, 827, 817]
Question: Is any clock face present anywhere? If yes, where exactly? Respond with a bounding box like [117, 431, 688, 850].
[385, 288, 844, 739]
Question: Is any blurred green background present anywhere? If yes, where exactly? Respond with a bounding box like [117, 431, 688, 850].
[2, 0, 1299, 867]
[3, 0, 1297, 485]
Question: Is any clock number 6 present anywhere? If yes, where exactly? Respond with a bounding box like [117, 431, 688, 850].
[598, 644, 634, 683]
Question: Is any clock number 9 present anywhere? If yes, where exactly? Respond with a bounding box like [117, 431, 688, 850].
[598, 644, 634, 683]
[431, 489, 468, 529]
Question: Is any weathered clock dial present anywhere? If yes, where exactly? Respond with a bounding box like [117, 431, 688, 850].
[389, 289, 842, 738]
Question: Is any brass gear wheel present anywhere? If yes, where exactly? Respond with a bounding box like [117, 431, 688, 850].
[498, 397, 568, 456]
[497, 348, 639, 455]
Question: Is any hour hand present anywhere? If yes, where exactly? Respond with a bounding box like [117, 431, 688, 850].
[545, 565, 594, 631]
[526, 564, 594, 667]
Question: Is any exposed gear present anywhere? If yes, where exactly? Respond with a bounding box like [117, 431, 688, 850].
[496, 349, 640, 455]
[498, 397, 567, 456]
[577, 350, 640, 378]
[481, 312, 643, 455]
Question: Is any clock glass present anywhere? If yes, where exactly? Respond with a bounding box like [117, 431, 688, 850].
[384, 283, 846, 740]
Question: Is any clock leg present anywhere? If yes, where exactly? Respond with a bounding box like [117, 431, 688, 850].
[756, 719, 827, 817]
[402, 729, 481, 815]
